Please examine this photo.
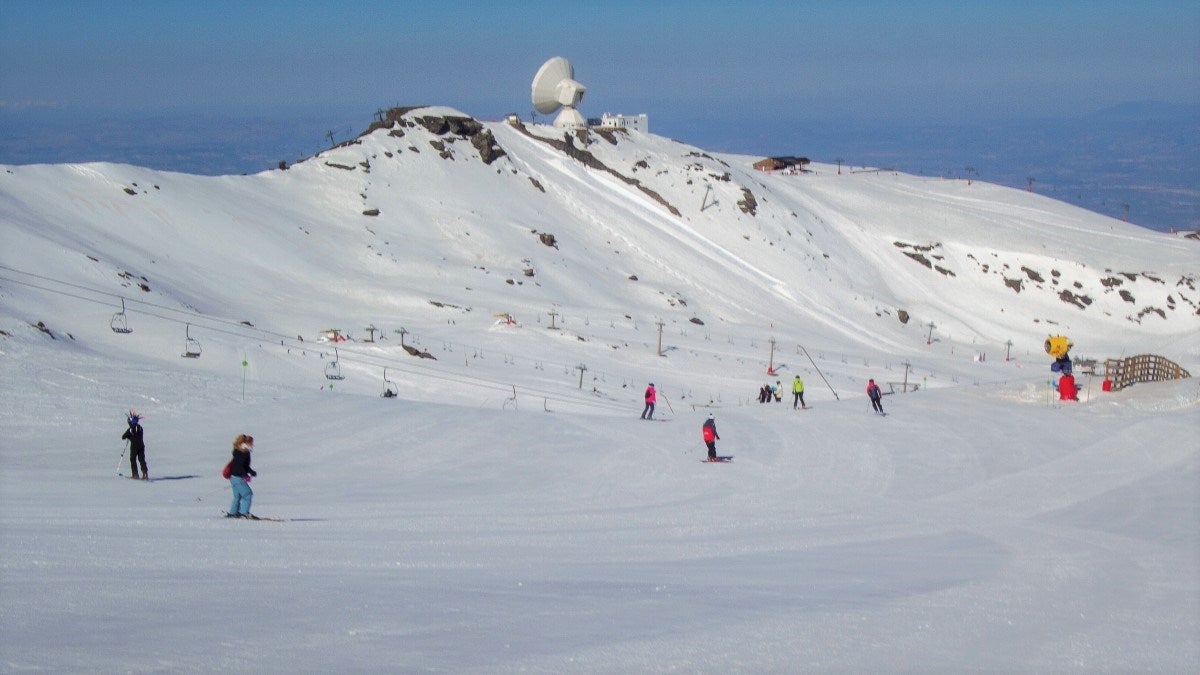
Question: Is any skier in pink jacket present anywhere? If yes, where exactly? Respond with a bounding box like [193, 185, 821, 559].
[641, 383, 657, 420]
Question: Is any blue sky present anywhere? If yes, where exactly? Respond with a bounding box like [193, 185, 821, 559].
[2, 0, 1196, 122]
[1, 1, 1197, 230]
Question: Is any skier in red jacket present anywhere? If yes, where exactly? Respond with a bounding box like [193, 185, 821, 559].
[702, 415, 720, 461]
[641, 382, 657, 420]
[867, 379, 884, 414]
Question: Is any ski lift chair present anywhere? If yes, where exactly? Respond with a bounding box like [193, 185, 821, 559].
[324, 347, 346, 381]
[181, 324, 202, 358]
[381, 367, 398, 398]
[110, 298, 133, 334]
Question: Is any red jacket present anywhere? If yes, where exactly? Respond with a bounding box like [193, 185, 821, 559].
[645, 386, 656, 403]
[867, 382, 882, 400]
[702, 419, 718, 442]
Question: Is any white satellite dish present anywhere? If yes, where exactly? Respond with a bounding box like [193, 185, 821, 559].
[531, 56, 587, 130]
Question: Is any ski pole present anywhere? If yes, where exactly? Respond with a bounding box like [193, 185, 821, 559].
[195, 484, 228, 502]
[116, 441, 128, 477]
[661, 392, 675, 415]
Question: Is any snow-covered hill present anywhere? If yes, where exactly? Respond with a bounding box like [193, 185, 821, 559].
[2, 106, 1196, 388]
[1, 106, 1197, 671]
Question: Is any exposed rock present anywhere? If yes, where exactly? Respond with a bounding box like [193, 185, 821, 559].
[593, 128, 619, 144]
[403, 344, 437, 359]
[469, 129, 506, 165]
[1059, 289, 1092, 309]
[904, 252, 933, 269]
[510, 125, 680, 217]
[737, 188, 758, 215]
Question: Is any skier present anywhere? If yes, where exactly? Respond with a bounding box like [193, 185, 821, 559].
[641, 382, 656, 420]
[866, 379, 884, 414]
[701, 414, 720, 461]
[792, 375, 806, 409]
[773, 380, 783, 402]
[226, 434, 259, 519]
[120, 410, 148, 480]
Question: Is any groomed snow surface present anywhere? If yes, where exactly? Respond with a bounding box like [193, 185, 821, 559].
[2, 336, 1197, 672]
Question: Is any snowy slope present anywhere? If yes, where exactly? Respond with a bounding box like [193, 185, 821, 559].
[1, 106, 1198, 671]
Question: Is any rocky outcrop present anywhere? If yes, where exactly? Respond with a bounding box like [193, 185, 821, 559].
[362, 107, 506, 165]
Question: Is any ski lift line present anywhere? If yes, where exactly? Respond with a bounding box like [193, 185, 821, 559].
[1, 264, 1019, 369]
[3, 267, 931, 374]
[0, 266, 303, 343]
[0, 274, 692, 407]
[2, 268, 1011, 400]
[4, 268, 625, 382]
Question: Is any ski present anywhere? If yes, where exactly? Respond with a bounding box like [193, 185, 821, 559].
[702, 456, 733, 463]
[222, 512, 287, 522]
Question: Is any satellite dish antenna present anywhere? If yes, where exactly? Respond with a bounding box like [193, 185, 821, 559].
[531, 56, 587, 130]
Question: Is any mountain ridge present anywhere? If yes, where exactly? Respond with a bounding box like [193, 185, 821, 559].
[1, 105, 1196, 403]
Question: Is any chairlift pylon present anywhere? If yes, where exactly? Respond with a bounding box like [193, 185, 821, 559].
[324, 346, 345, 381]
[381, 367, 398, 398]
[110, 298, 132, 334]
[182, 323, 202, 358]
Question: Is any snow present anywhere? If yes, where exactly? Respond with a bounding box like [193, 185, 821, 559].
[1, 108, 1198, 671]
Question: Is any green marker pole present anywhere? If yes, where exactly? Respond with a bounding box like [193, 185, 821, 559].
[241, 359, 248, 401]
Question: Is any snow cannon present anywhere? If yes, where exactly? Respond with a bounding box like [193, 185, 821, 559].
[1045, 334, 1074, 375]
[1044, 335, 1072, 358]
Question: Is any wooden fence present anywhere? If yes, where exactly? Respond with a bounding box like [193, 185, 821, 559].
[1102, 355, 1192, 391]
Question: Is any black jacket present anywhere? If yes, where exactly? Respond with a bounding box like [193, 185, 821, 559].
[121, 424, 145, 452]
[229, 449, 256, 478]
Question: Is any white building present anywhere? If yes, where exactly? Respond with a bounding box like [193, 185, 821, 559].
[591, 112, 649, 134]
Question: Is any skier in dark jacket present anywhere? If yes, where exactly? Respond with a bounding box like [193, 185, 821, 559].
[867, 379, 884, 414]
[226, 434, 259, 519]
[702, 415, 720, 461]
[120, 411, 148, 480]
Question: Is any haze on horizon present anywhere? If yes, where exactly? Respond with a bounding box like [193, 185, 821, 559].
[2, 0, 1197, 231]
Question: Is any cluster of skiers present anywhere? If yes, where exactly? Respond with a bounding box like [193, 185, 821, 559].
[120, 412, 264, 519]
[755, 376, 809, 409]
[635, 378, 887, 461]
[120, 376, 889, 512]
